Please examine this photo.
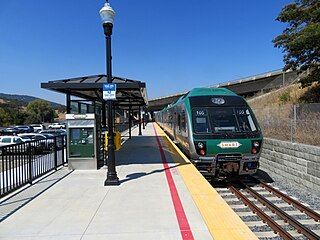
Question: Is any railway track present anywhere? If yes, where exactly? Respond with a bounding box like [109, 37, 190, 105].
[162, 129, 320, 238]
[215, 176, 320, 239]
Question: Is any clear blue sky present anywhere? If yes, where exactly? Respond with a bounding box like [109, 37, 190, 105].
[0, 0, 292, 105]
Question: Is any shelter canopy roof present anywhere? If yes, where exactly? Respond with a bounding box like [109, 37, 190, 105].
[41, 75, 148, 109]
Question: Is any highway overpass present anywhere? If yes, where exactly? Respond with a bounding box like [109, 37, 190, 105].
[147, 69, 302, 112]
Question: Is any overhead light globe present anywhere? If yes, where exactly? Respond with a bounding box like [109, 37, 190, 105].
[99, 2, 115, 24]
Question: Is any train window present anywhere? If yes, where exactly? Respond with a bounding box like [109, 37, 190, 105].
[209, 108, 238, 132]
[235, 108, 257, 132]
[181, 111, 186, 132]
[193, 109, 211, 133]
[207, 107, 258, 133]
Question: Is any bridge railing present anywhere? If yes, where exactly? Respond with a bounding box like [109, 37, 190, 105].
[0, 136, 66, 198]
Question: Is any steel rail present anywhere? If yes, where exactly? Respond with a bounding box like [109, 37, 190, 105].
[248, 175, 320, 223]
[228, 185, 295, 240]
[242, 182, 320, 240]
[261, 181, 320, 222]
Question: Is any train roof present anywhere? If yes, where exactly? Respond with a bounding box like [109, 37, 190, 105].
[187, 88, 237, 97]
[161, 88, 240, 111]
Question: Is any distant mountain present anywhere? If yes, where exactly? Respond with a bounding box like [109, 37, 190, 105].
[0, 93, 65, 108]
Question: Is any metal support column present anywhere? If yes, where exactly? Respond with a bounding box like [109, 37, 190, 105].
[142, 107, 145, 130]
[66, 90, 71, 114]
[128, 106, 132, 139]
[138, 106, 142, 136]
[103, 21, 119, 186]
[102, 100, 106, 129]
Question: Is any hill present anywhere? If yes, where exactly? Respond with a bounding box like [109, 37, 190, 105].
[248, 82, 320, 146]
[248, 82, 320, 108]
[0, 93, 65, 108]
[0, 93, 66, 127]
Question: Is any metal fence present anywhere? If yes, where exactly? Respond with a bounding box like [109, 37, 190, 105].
[252, 103, 320, 146]
[0, 136, 66, 198]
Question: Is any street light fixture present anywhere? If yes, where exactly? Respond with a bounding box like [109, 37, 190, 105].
[100, 1, 119, 186]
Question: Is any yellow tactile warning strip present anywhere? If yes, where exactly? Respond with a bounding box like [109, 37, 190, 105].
[154, 123, 258, 240]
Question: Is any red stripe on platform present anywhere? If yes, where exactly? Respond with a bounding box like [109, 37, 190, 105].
[153, 124, 194, 240]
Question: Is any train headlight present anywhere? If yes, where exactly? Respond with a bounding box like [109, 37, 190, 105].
[197, 142, 204, 149]
[251, 140, 262, 154]
[195, 141, 206, 155]
[253, 141, 260, 148]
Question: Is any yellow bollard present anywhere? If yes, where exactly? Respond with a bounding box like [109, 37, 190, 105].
[114, 132, 121, 151]
[105, 131, 121, 151]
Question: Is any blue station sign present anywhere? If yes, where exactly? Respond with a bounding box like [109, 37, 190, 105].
[103, 83, 116, 100]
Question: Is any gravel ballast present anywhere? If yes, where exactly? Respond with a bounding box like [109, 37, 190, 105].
[256, 169, 320, 212]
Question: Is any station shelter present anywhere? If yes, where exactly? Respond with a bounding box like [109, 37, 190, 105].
[41, 74, 148, 169]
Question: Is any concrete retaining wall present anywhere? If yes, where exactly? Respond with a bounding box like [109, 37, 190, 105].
[260, 138, 320, 193]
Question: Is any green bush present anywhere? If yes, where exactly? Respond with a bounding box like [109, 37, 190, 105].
[279, 91, 291, 103]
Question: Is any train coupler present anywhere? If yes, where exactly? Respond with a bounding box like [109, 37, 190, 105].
[222, 162, 240, 173]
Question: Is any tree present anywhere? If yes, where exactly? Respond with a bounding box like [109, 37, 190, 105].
[273, 0, 320, 87]
[0, 107, 13, 127]
[12, 111, 27, 125]
[26, 100, 57, 123]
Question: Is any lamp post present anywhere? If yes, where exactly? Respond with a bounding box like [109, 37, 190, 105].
[100, 1, 119, 186]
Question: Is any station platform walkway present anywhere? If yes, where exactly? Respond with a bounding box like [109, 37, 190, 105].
[0, 123, 258, 240]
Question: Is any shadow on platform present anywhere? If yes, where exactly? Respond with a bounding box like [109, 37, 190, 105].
[116, 135, 190, 166]
[119, 162, 191, 184]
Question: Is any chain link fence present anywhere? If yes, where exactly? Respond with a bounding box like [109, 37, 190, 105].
[252, 103, 320, 146]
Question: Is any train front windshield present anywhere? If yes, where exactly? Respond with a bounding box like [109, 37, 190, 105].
[193, 107, 258, 134]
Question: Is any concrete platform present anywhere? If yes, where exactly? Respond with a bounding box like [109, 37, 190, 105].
[0, 123, 257, 240]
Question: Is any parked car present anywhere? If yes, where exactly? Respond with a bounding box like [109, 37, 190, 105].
[0, 136, 27, 146]
[0, 127, 19, 136]
[18, 133, 55, 151]
[30, 124, 46, 133]
[41, 133, 64, 149]
[14, 125, 34, 133]
[0, 136, 38, 155]
[39, 129, 66, 148]
[40, 129, 66, 136]
[48, 123, 66, 129]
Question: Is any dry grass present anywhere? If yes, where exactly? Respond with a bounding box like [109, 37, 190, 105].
[248, 83, 320, 146]
[248, 83, 312, 108]
[53, 110, 66, 122]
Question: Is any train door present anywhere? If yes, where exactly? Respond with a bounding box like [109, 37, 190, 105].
[174, 111, 180, 141]
[174, 105, 184, 144]
[173, 109, 177, 141]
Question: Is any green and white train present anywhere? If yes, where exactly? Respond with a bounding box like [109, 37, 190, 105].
[155, 88, 263, 178]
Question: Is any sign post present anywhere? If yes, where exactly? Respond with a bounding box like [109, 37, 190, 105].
[103, 83, 116, 100]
